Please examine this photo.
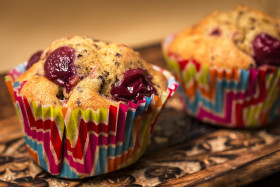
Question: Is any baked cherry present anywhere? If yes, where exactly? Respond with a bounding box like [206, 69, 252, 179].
[26, 50, 43, 70]
[44, 46, 77, 92]
[110, 68, 158, 103]
[253, 33, 280, 67]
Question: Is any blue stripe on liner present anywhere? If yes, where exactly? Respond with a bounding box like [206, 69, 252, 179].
[168, 76, 176, 87]
[24, 136, 48, 172]
[182, 69, 249, 114]
[13, 81, 21, 88]
[122, 109, 135, 153]
[94, 147, 107, 176]
[59, 161, 79, 179]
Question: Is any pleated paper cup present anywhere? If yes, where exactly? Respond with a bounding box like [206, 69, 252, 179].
[5, 63, 178, 178]
[163, 34, 280, 128]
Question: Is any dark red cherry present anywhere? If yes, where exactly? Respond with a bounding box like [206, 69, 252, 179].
[26, 50, 43, 70]
[110, 68, 158, 103]
[44, 46, 77, 92]
[252, 33, 280, 67]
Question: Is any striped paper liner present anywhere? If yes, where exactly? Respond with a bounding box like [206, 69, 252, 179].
[5, 63, 178, 178]
[163, 34, 280, 128]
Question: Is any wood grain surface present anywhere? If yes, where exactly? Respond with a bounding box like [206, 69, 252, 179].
[0, 44, 280, 186]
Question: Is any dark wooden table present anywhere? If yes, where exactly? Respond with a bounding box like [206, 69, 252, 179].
[1, 43, 280, 186]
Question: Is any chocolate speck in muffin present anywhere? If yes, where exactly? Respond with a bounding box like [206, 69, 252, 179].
[113, 76, 119, 85]
[104, 71, 109, 77]
[263, 18, 269, 23]
[94, 44, 100, 49]
[93, 39, 100, 42]
[115, 61, 120, 66]
[76, 99, 81, 106]
[56, 88, 64, 100]
[210, 28, 221, 36]
[237, 10, 244, 20]
[154, 84, 160, 88]
[115, 53, 122, 57]
[98, 75, 105, 94]
[97, 75, 103, 80]
[77, 54, 83, 58]
[77, 86, 83, 93]
[83, 50, 87, 53]
[250, 17, 256, 23]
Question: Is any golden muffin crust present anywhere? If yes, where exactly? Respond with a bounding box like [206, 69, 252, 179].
[17, 36, 167, 110]
[20, 75, 62, 107]
[169, 6, 280, 69]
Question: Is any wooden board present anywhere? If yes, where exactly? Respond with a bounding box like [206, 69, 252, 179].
[0, 44, 280, 186]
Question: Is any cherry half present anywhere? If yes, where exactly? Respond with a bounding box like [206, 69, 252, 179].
[44, 46, 77, 92]
[252, 33, 280, 67]
[26, 50, 43, 70]
[110, 68, 158, 103]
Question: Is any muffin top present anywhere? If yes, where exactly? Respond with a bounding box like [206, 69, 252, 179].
[17, 36, 167, 110]
[168, 6, 280, 69]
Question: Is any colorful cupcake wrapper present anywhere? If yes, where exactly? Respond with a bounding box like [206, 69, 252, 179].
[5, 63, 178, 178]
[163, 34, 280, 128]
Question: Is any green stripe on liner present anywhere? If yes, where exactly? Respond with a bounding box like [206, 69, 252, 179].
[183, 63, 196, 84]
[197, 65, 209, 85]
[31, 102, 65, 131]
[66, 108, 109, 144]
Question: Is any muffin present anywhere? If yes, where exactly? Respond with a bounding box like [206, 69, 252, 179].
[5, 36, 178, 178]
[163, 6, 280, 128]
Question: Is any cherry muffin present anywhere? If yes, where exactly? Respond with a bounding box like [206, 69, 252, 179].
[5, 36, 178, 178]
[163, 6, 280, 128]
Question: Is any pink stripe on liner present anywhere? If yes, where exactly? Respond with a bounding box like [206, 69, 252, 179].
[14, 91, 30, 134]
[65, 134, 98, 174]
[23, 97, 62, 161]
[116, 103, 128, 142]
[196, 91, 246, 125]
[15, 99, 61, 173]
[86, 121, 108, 133]
[245, 68, 258, 97]
[108, 105, 118, 133]
[13, 92, 62, 174]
